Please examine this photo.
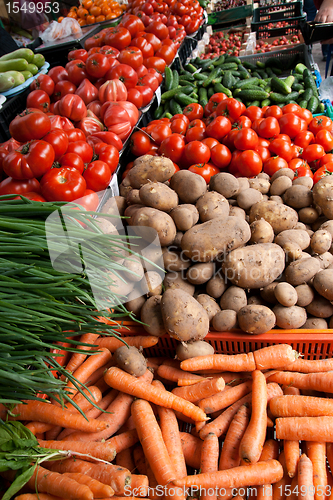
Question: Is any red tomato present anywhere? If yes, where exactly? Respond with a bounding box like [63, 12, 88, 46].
[30, 74, 55, 96]
[102, 103, 133, 141]
[3, 140, 55, 180]
[279, 113, 302, 139]
[84, 33, 106, 51]
[59, 153, 85, 174]
[236, 150, 262, 177]
[0, 177, 41, 196]
[136, 85, 154, 107]
[313, 163, 333, 184]
[96, 144, 119, 173]
[288, 158, 309, 172]
[87, 131, 123, 151]
[13, 192, 46, 202]
[130, 131, 152, 156]
[258, 117, 280, 139]
[99, 79, 128, 102]
[77, 189, 100, 211]
[269, 139, 293, 162]
[155, 45, 175, 65]
[149, 123, 172, 145]
[210, 143, 231, 169]
[143, 56, 166, 73]
[138, 74, 159, 92]
[302, 144, 325, 164]
[121, 15, 145, 37]
[294, 164, 313, 179]
[294, 130, 315, 149]
[142, 32, 162, 52]
[136, 64, 148, 78]
[298, 108, 313, 126]
[85, 53, 111, 79]
[183, 103, 203, 122]
[234, 128, 258, 151]
[68, 49, 89, 63]
[255, 146, 271, 163]
[118, 46, 144, 70]
[205, 93, 228, 117]
[257, 137, 270, 148]
[316, 129, 333, 152]
[43, 129, 69, 161]
[147, 67, 163, 85]
[41, 167, 86, 202]
[106, 101, 139, 128]
[146, 20, 169, 40]
[188, 162, 219, 183]
[184, 140, 210, 166]
[57, 95, 87, 122]
[158, 134, 185, 164]
[67, 61, 89, 87]
[233, 115, 252, 130]
[171, 114, 189, 126]
[201, 137, 219, 150]
[131, 37, 154, 58]
[104, 27, 132, 50]
[206, 116, 232, 142]
[243, 106, 264, 121]
[320, 153, 333, 167]
[185, 126, 206, 143]
[263, 156, 288, 176]
[170, 118, 188, 135]
[99, 46, 120, 58]
[264, 106, 283, 119]
[216, 98, 244, 121]
[67, 141, 93, 163]
[77, 116, 104, 137]
[9, 111, 51, 143]
[107, 64, 139, 90]
[53, 81, 76, 102]
[64, 128, 86, 143]
[291, 144, 302, 159]
[282, 103, 302, 115]
[127, 88, 143, 108]
[75, 79, 99, 105]
[83, 160, 112, 191]
[48, 66, 69, 84]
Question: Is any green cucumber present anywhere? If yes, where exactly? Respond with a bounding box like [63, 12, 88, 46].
[271, 67, 282, 75]
[261, 99, 271, 107]
[242, 61, 257, 71]
[237, 89, 269, 101]
[26, 63, 38, 76]
[198, 87, 208, 108]
[32, 54, 45, 68]
[161, 86, 193, 101]
[178, 80, 196, 88]
[230, 70, 241, 77]
[185, 63, 198, 74]
[299, 100, 308, 109]
[295, 63, 308, 75]
[266, 67, 275, 78]
[270, 91, 300, 103]
[207, 86, 215, 98]
[211, 77, 222, 85]
[154, 104, 164, 119]
[213, 55, 225, 66]
[256, 61, 266, 69]
[264, 57, 283, 69]
[193, 72, 207, 81]
[220, 62, 238, 70]
[20, 71, 33, 81]
[174, 93, 198, 106]
[251, 71, 261, 78]
[213, 82, 232, 97]
[0, 72, 15, 92]
[225, 56, 241, 64]
[316, 102, 325, 113]
[172, 70, 179, 89]
[302, 87, 313, 102]
[0, 48, 34, 63]
[307, 96, 320, 113]
[271, 76, 292, 95]
[179, 70, 195, 81]
[223, 70, 234, 89]
[284, 75, 295, 88]
[164, 66, 173, 91]
[249, 100, 261, 106]
[202, 67, 222, 88]
[292, 82, 304, 92]
[239, 71, 250, 80]
[0, 58, 28, 72]
[169, 98, 183, 115]
[256, 69, 268, 79]
[234, 77, 260, 89]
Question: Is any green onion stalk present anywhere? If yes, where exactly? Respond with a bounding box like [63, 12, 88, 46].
[0, 194, 152, 408]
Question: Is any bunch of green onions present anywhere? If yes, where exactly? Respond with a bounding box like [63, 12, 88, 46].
[0, 195, 146, 407]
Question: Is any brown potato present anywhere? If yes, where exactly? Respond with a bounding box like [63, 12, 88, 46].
[196, 191, 229, 222]
[229, 206, 246, 219]
[196, 294, 221, 322]
[248, 177, 270, 194]
[275, 229, 310, 251]
[162, 248, 191, 272]
[298, 207, 319, 225]
[260, 283, 278, 304]
[235, 177, 250, 195]
[283, 185, 313, 209]
[313, 176, 333, 219]
[186, 262, 216, 285]
[170, 170, 207, 204]
[314, 252, 333, 269]
[273, 304, 307, 329]
[284, 257, 321, 286]
[237, 305, 276, 334]
[249, 201, 298, 234]
[313, 269, 333, 301]
[126, 189, 141, 205]
[114, 346, 147, 377]
[181, 216, 251, 263]
[206, 274, 228, 299]
[176, 341, 214, 361]
[163, 272, 195, 296]
[222, 243, 285, 289]
[125, 292, 146, 318]
[170, 204, 199, 232]
[130, 207, 177, 247]
[101, 195, 126, 217]
[270, 176, 293, 196]
[161, 288, 210, 342]
[295, 284, 315, 307]
[128, 155, 175, 189]
[319, 220, 333, 237]
[141, 271, 163, 296]
[140, 295, 166, 336]
[306, 295, 333, 318]
[212, 310, 237, 331]
[293, 176, 313, 189]
[139, 182, 178, 212]
[209, 172, 239, 198]
[249, 220, 274, 244]
[108, 271, 134, 297]
[310, 229, 332, 255]
[301, 317, 328, 329]
[247, 294, 265, 305]
[274, 282, 298, 307]
[220, 285, 247, 313]
[270, 168, 295, 182]
[282, 241, 303, 262]
[123, 256, 145, 282]
[173, 231, 184, 248]
[270, 196, 284, 204]
[237, 188, 263, 211]
[119, 175, 133, 199]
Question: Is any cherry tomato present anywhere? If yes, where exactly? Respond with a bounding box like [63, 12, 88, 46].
[83, 160, 112, 191]
[41, 167, 86, 202]
[188, 162, 219, 183]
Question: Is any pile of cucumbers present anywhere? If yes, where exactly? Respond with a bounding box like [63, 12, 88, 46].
[155, 55, 324, 118]
[0, 48, 46, 93]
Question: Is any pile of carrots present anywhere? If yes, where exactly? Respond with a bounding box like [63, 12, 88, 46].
[2, 335, 333, 500]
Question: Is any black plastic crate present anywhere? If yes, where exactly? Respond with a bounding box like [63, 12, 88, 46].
[0, 89, 30, 144]
[252, 1, 304, 22]
[251, 17, 305, 38]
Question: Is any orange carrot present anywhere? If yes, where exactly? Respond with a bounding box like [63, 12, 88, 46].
[63, 472, 114, 498]
[131, 398, 176, 486]
[199, 380, 252, 414]
[219, 404, 250, 471]
[14, 495, 63, 500]
[37, 439, 116, 462]
[104, 367, 208, 422]
[283, 358, 333, 373]
[116, 448, 136, 473]
[64, 333, 100, 376]
[270, 395, 333, 417]
[180, 345, 297, 373]
[172, 459, 284, 489]
[284, 440, 300, 478]
[298, 454, 315, 500]
[133, 445, 147, 475]
[239, 370, 267, 465]
[283, 387, 301, 396]
[47, 458, 131, 495]
[200, 433, 219, 500]
[66, 347, 112, 392]
[0, 401, 108, 433]
[92, 376, 111, 394]
[157, 365, 205, 384]
[25, 422, 53, 436]
[288, 475, 299, 500]
[179, 432, 202, 469]
[267, 417, 274, 428]
[267, 372, 333, 394]
[171, 377, 225, 403]
[306, 442, 327, 500]
[276, 417, 333, 441]
[199, 382, 283, 440]
[152, 380, 187, 480]
[27, 464, 93, 500]
[107, 429, 139, 453]
[84, 359, 116, 387]
[273, 451, 290, 500]
[256, 440, 280, 500]
[130, 475, 149, 497]
[57, 390, 118, 440]
[97, 335, 159, 352]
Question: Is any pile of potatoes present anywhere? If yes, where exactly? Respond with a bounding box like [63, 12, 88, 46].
[100, 154, 333, 342]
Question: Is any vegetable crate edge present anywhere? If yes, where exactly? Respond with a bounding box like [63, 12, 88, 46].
[113, 324, 333, 360]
